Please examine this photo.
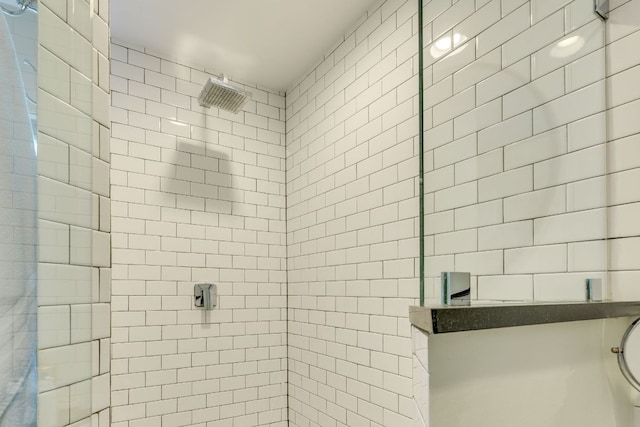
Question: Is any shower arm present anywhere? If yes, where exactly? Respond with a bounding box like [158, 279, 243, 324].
[1, 0, 34, 16]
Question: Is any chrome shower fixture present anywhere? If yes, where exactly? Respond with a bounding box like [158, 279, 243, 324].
[197, 75, 251, 114]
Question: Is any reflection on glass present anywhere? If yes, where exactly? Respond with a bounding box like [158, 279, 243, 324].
[551, 35, 586, 58]
[430, 33, 468, 60]
[0, 11, 38, 426]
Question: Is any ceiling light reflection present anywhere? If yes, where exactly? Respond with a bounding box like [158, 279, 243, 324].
[430, 33, 468, 60]
[550, 35, 585, 58]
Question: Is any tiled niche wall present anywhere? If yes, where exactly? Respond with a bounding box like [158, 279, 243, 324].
[109, 43, 288, 426]
[286, 0, 420, 425]
[37, 0, 111, 425]
[421, 0, 608, 302]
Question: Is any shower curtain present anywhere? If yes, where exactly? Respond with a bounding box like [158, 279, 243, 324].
[0, 12, 38, 427]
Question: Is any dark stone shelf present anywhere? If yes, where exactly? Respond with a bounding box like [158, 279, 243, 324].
[409, 301, 640, 334]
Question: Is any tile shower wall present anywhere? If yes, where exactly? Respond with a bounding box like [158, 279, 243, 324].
[606, 0, 640, 300]
[37, 0, 111, 425]
[421, 0, 608, 302]
[412, 0, 640, 425]
[109, 43, 288, 426]
[286, 0, 421, 425]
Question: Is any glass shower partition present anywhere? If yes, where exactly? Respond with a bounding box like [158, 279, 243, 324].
[1, 0, 96, 424]
[0, 1, 38, 425]
[421, 0, 609, 305]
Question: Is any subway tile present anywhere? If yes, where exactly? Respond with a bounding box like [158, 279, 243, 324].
[477, 275, 533, 301]
[478, 221, 533, 251]
[434, 181, 477, 211]
[533, 272, 604, 302]
[503, 68, 564, 119]
[38, 387, 70, 426]
[453, 48, 501, 94]
[568, 240, 607, 272]
[606, 26, 640, 76]
[531, 0, 571, 23]
[476, 3, 529, 57]
[425, 211, 454, 235]
[504, 126, 567, 170]
[433, 0, 475, 39]
[609, 202, 640, 238]
[504, 244, 567, 274]
[455, 148, 503, 185]
[453, 98, 501, 139]
[567, 176, 607, 211]
[607, 98, 640, 142]
[565, 0, 598, 32]
[454, 0, 501, 45]
[433, 87, 475, 125]
[567, 112, 606, 152]
[434, 134, 476, 169]
[533, 80, 605, 134]
[478, 57, 530, 106]
[534, 208, 607, 245]
[454, 200, 503, 230]
[478, 111, 532, 154]
[38, 90, 93, 152]
[532, 20, 603, 80]
[39, 46, 70, 103]
[434, 229, 477, 255]
[425, 76, 453, 109]
[38, 305, 71, 349]
[425, 165, 454, 193]
[478, 166, 532, 202]
[610, 272, 640, 301]
[610, 237, 640, 271]
[39, 342, 92, 391]
[566, 49, 606, 94]
[425, 120, 454, 151]
[607, 64, 640, 109]
[533, 144, 605, 189]
[433, 40, 476, 83]
[502, 11, 565, 68]
[503, 186, 566, 222]
[607, 0, 640, 43]
[608, 133, 640, 174]
[455, 250, 503, 275]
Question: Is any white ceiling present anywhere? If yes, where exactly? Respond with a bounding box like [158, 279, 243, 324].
[110, 0, 380, 92]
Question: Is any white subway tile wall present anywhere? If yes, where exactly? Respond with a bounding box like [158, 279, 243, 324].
[37, 0, 112, 425]
[286, 0, 420, 425]
[607, 0, 640, 301]
[411, 0, 640, 425]
[422, 0, 609, 303]
[109, 43, 288, 426]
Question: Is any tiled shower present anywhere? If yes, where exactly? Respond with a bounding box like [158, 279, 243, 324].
[2, 0, 640, 425]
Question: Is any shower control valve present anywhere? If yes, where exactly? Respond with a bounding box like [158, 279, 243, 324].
[194, 283, 217, 310]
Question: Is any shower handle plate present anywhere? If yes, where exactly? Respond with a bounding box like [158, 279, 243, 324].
[194, 283, 217, 310]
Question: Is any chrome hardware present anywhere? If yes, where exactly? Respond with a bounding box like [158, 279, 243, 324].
[441, 272, 471, 306]
[194, 283, 217, 310]
[594, 0, 609, 20]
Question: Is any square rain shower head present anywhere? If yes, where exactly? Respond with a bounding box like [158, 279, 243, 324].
[198, 76, 251, 114]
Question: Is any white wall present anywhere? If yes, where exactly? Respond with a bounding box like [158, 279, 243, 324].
[412, 319, 634, 427]
[287, 0, 640, 425]
[285, 0, 421, 425]
[411, 0, 640, 425]
[606, 0, 640, 300]
[37, 0, 111, 425]
[103, 0, 640, 425]
[109, 42, 288, 427]
[421, 0, 608, 303]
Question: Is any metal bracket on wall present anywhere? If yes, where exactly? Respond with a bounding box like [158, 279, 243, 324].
[594, 0, 609, 20]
